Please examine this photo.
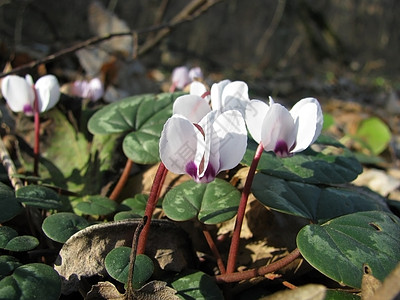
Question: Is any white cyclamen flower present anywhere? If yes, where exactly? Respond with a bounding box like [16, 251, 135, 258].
[1, 74, 60, 115]
[245, 97, 323, 157]
[159, 110, 247, 183]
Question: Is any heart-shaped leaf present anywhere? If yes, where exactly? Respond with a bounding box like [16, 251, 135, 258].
[252, 173, 390, 223]
[0, 183, 23, 223]
[75, 195, 118, 215]
[0, 263, 61, 300]
[105, 247, 154, 289]
[87, 92, 184, 164]
[297, 211, 400, 288]
[242, 136, 362, 184]
[119, 194, 148, 217]
[171, 270, 224, 300]
[42, 212, 90, 243]
[163, 179, 240, 224]
[15, 185, 62, 210]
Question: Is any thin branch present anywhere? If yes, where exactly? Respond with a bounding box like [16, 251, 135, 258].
[0, 137, 23, 190]
[126, 216, 148, 299]
[0, 0, 224, 78]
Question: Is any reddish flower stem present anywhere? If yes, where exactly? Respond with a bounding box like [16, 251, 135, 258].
[226, 142, 265, 273]
[109, 158, 134, 202]
[202, 225, 226, 274]
[137, 162, 168, 254]
[216, 248, 301, 283]
[33, 89, 40, 177]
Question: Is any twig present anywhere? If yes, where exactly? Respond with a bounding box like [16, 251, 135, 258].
[0, 0, 224, 78]
[126, 216, 148, 299]
[255, 0, 286, 59]
[0, 137, 23, 190]
[109, 158, 134, 202]
[215, 248, 301, 283]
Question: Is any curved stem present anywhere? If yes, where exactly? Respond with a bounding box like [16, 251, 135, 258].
[216, 248, 301, 283]
[137, 163, 168, 254]
[202, 224, 226, 274]
[109, 158, 134, 201]
[226, 142, 264, 273]
[33, 89, 40, 177]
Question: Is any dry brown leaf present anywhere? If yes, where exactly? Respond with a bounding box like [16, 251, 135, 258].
[261, 284, 326, 300]
[85, 281, 124, 300]
[85, 280, 179, 300]
[55, 219, 196, 295]
[363, 262, 400, 300]
[132, 281, 180, 300]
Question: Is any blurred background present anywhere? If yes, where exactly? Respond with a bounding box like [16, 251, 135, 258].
[0, 0, 399, 102]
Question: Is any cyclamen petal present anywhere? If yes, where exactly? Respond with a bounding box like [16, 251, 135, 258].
[159, 115, 198, 175]
[35, 75, 60, 112]
[221, 81, 249, 115]
[245, 100, 269, 144]
[261, 104, 297, 156]
[290, 97, 323, 152]
[173, 94, 211, 123]
[1, 75, 35, 113]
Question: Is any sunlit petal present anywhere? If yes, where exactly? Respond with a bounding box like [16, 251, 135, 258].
[189, 81, 210, 102]
[221, 81, 249, 114]
[213, 110, 247, 171]
[210, 79, 231, 111]
[173, 94, 211, 123]
[290, 98, 323, 152]
[35, 75, 60, 112]
[245, 100, 269, 143]
[159, 115, 198, 174]
[261, 104, 296, 155]
[1, 75, 34, 112]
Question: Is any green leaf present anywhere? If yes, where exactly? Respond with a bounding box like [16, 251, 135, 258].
[297, 211, 400, 288]
[252, 173, 390, 223]
[122, 131, 162, 164]
[324, 290, 360, 300]
[354, 117, 391, 155]
[75, 195, 118, 215]
[0, 256, 22, 279]
[242, 136, 362, 184]
[0, 263, 61, 300]
[114, 211, 142, 221]
[15, 185, 62, 210]
[171, 270, 224, 300]
[87, 92, 184, 164]
[3, 236, 39, 252]
[322, 113, 335, 131]
[163, 179, 240, 224]
[42, 212, 90, 243]
[105, 247, 154, 289]
[0, 183, 23, 223]
[120, 194, 148, 217]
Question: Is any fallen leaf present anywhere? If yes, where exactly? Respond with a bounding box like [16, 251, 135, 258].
[54, 219, 196, 295]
